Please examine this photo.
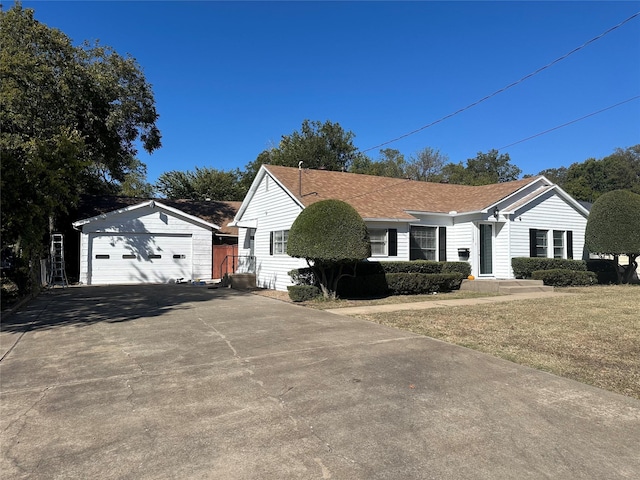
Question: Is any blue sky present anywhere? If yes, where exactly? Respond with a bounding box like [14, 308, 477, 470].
[22, 1, 640, 183]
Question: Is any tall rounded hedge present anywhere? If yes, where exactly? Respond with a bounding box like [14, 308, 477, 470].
[287, 199, 370, 262]
[585, 190, 640, 255]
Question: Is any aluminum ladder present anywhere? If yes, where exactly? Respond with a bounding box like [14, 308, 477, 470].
[48, 233, 69, 288]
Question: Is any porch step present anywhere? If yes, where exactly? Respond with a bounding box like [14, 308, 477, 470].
[460, 279, 554, 294]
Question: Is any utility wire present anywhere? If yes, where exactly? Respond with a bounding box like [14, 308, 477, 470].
[497, 95, 640, 150]
[362, 11, 640, 153]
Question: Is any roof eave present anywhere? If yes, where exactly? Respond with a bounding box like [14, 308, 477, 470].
[72, 200, 220, 231]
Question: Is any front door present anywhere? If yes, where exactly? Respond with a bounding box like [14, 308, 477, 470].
[479, 224, 493, 275]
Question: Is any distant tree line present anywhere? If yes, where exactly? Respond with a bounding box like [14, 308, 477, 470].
[155, 117, 639, 204]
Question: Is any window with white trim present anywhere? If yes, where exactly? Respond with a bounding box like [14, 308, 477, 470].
[272, 230, 288, 255]
[530, 229, 573, 259]
[535, 229, 548, 257]
[553, 230, 564, 259]
[410, 226, 437, 260]
[369, 229, 387, 256]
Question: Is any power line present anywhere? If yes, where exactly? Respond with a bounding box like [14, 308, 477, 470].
[362, 11, 640, 153]
[497, 95, 640, 150]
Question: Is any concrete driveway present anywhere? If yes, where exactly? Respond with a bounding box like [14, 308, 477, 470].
[1, 286, 639, 479]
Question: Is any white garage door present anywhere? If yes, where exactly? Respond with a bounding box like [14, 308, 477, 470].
[89, 233, 193, 285]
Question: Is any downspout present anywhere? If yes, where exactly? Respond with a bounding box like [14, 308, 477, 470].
[505, 214, 512, 279]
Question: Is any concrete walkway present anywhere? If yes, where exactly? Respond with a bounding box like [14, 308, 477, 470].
[325, 290, 574, 315]
[1, 286, 639, 479]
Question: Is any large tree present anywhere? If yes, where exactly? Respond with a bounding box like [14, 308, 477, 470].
[441, 150, 521, 185]
[585, 190, 640, 284]
[555, 145, 640, 202]
[155, 167, 245, 201]
[242, 119, 365, 188]
[405, 147, 448, 182]
[1, 4, 161, 289]
[350, 148, 407, 178]
[287, 200, 370, 299]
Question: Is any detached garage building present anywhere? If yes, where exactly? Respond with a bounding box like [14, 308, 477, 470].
[73, 199, 223, 285]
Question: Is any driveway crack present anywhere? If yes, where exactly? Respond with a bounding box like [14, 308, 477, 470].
[2, 386, 51, 475]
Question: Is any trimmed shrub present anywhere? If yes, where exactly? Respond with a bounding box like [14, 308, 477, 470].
[531, 269, 597, 287]
[287, 285, 321, 302]
[287, 199, 370, 262]
[380, 261, 442, 274]
[386, 273, 464, 295]
[511, 257, 586, 279]
[337, 274, 388, 298]
[586, 259, 619, 285]
[442, 261, 472, 277]
[586, 190, 640, 284]
[288, 267, 316, 286]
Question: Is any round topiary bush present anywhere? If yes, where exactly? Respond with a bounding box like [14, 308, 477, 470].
[287, 199, 370, 299]
[287, 199, 370, 262]
[585, 190, 640, 284]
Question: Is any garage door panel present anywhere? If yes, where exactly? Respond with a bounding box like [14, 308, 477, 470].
[89, 234, 193, 284]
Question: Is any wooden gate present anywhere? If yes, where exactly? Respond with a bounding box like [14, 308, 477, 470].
[212, 244, 238, 279]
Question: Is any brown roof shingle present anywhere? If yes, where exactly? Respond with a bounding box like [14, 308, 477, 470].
[265, 165, 539, 219]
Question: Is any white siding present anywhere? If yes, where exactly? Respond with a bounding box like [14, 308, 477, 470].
[493, 220, 511, 278]
[449, 220, 474, 265]
[511, 191, 588, 271]
[236, 173, 306, 291]
[78, 205, 212, 285]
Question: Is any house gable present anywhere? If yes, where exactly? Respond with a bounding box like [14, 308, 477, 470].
[72, 200, 219, 231]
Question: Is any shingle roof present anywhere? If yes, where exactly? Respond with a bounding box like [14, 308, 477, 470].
[264, 165, 541, 219]
[76, 195, 241, 236]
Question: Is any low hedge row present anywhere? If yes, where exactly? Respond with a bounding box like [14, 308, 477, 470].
[511, 258, 586, 279]
[289, 261, 470, 299]
[386, 272, 464, 295]
[337, 274, 388, 298]
[531, 269, 597, 287]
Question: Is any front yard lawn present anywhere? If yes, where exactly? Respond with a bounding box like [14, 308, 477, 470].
[355, 285, 640, 400]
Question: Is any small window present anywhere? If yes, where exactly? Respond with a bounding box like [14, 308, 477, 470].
[173, 254, 186, 259]
[122, 254, 136, 259]
[369, 229, 387, 256]
[553, 231, 564, 259]
[535, 230, 548, 257]
[271, 230, 289, 255]
[148, 254, 162, 259]
[95, 254, 110, 259]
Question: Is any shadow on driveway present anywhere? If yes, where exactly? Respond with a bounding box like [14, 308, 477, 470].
[0, 284, 241, 333]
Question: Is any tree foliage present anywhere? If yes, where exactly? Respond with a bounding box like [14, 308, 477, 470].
[0, 4, 161, 290]
[441, 150, 521, 185]
[350, 147, 448, 182]
[287, 200, 370, 299]
[548, 145, 640, 202]
[585, 190, 640, 284]
[406, 147, 449, 181]
[118, 159, 156, 198]
[242, 119, 365, 188]
[350, 149, 407, 178]
[156, 167, 246, 201]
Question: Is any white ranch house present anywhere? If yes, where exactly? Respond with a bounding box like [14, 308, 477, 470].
[229, 165, 590, 291]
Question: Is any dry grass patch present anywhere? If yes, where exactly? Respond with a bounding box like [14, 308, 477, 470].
[358, 285, 640, 400]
